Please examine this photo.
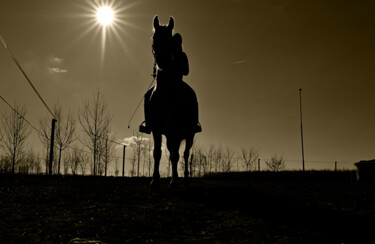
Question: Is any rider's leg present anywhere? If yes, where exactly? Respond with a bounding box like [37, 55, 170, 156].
[139, 88, 154, 134]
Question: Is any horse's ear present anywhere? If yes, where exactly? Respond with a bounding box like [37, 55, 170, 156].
[168, 17, 174, 31]
[153, 16, 160, 29]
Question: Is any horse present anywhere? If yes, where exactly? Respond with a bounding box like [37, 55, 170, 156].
[145, 16, 200, 188]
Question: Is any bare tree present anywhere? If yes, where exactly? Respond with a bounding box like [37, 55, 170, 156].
[241, 147, 259, 171]
[142, 144, 148, 177]
[128, 133, 146, 177]
[18, 152, 30, 174]
[0, 155, 11, 173]
[114, 158, 119, 177]
[139, 140, 153, 177]
[53, 103, 75, 175]
[266, 155, 285, 172]
[223, 147, 235, 172]
[205, 145, 215, 174]
[63, 158, 69, 175]
[135, 133, 144, 177]
[191, 145, 208, 177]
[141, 140, 153, 177]
[129, 152, 136, 177]
[20, 149, 41, 174]
[191, 145, 200, 177]
[51, 150, 59, 174]
[0, 102, 30, 174]
[37, 118, 52, 174]
[79, 152, 90, 176]
[79, 91, 111, 176]
[210, 146, 220, 173]
[34, 153, 42, 174]
[101, 124, 115, 177]
[66, 147, 83, 175]
[212, 145, 223, 172]
[96, 139, 105, 176]
[147, 140, 153, 177]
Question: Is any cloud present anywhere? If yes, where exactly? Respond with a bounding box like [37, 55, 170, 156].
[48, 56, 64, 65]
[118, 135, 169, 153]
[231, 59, 246, 65]
[119, 136, 151, 147]
[48, 67, 68, 73]
[46, 55, 67, 74]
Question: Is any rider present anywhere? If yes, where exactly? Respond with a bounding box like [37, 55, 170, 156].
[171, 33, 201, 133]
[171, 33, 189, 81]
[139, 33, 201, 134]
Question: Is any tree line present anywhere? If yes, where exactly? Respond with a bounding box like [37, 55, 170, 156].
[125, 136, 286, 178]
[0, 91, 286, 176]
[0, 91, 116, 176]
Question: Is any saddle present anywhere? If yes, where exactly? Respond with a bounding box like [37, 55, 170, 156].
[142, 81, 200, 135]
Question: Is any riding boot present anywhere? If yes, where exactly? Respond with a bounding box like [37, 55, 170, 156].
[139, 121, 152, 134]
[139, 88, 154, 134]
[191, 87, 202, 133]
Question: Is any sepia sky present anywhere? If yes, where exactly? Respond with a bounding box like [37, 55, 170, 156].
[1, 0, 375, 172]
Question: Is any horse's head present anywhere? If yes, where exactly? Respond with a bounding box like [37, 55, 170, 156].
[152, 16, 174, 70]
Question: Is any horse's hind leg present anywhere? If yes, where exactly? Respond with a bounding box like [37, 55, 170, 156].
[183, 133, 195, 185]
[150, 131, 162, 188]
[167, 136, 181, 188]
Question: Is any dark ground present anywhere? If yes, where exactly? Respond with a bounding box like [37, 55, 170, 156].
[0, 171, 374, 243]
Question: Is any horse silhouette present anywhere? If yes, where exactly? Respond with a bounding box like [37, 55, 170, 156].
[141, 16, 201, 188]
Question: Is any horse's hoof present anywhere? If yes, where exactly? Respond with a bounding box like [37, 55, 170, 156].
[150, 179, 160, 190]
[183, 177, 189, 187]
[169, 179, 178, 189]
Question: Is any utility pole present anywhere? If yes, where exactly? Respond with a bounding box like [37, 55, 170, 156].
[49, 118, 57, 175]
[122, 145, 126, 177]
[299, 89, 305, 172]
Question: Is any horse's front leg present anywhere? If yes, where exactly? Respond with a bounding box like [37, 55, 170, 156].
[150, 131, 162, 189]
[183, 133, 194, 186]
[170, 151, 180, 188]
[167, 137, 181, 188]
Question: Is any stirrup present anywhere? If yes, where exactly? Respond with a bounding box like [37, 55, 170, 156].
[139, 121, 152, 134]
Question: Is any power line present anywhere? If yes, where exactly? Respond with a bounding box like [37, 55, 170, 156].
[0, 95, 42, 135]
[0, 95, 129, 164]
[0, 35, 55, 119]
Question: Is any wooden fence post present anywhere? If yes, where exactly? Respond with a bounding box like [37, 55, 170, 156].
[48, 118, 56, 175]
[122, 145, 126, 177]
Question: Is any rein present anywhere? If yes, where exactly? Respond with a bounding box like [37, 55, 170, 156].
[127, 62, 157, 129]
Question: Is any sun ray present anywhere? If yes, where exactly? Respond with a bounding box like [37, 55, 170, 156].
[101, 26, 106, 65]
[65, 0, 150, 69]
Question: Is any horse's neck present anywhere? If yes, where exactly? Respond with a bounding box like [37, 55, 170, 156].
[156, 68, 174, 87]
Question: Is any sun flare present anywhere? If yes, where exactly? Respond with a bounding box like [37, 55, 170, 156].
[96, 6, 114, 26]
[73, 0, 141, 64]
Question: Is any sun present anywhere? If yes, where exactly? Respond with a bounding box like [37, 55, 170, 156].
[73, 1, 142, 63]
[96, 6, 114, 26]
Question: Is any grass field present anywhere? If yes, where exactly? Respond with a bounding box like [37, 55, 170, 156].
[0, 171, 374, 243]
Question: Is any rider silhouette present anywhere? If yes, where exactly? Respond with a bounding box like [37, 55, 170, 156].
[171, 33, 189, 81]
[140, 30, 201, 134]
